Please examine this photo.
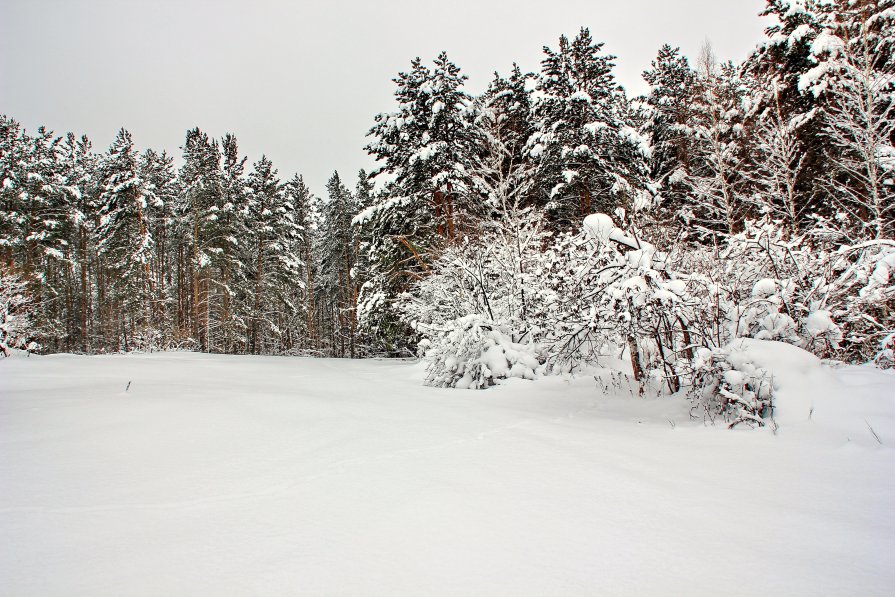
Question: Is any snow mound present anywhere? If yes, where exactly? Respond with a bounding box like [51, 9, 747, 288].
[726, 338, 839, 425]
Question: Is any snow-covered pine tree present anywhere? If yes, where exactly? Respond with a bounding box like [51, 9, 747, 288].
[177, 127, 222, 350]
[25, 127, 77, 351]
[359, 52, 477, 354]
[95, 128, 154, 350]
[61, 132, 99, 352]
[350, 169, 376, 354]
[318, 171, 359, 357]
[641, 45, 699, 223]
[245, 156, 303, 354]
[364, 52, 477, 246]
[682, 46, 749, 238]
[471, 65, 537, 216]
[285, 173, 317, 352]
[528, 28, 650, 230]
[801, 0, 895, 240]
[0, 116, 26, 271]
[743, 0, 832, 223]
[210, 134, 250, 352]
[140, 148, 179, 342]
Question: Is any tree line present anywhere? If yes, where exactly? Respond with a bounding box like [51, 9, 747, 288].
[0, 122, 373, 356]
[2, 0, 892, 378]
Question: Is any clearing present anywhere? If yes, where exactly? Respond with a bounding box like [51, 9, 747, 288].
[1, 353, 894, 595]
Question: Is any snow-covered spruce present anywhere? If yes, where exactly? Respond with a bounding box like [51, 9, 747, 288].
[422, 315, 543, 389]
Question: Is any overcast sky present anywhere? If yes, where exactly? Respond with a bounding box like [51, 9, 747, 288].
[1, 0, 768, 196]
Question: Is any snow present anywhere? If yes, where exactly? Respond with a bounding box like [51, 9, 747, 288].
[2, 352, 895, 596]
[583, 212, 652, 252]
[583, 121, 607, 134]
[619, 125, 652, 159]
[751, 277, 778, 297]
[582, 212, 616, 242]
[805, 309, 838, 337]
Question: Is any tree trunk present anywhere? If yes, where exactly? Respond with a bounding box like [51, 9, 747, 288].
[627, 335, 643, 382]
[252, 240, 264, 355]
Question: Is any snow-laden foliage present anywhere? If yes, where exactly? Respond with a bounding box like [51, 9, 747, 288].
[421, 314, 543, 389]
[528, 28, 651, 227]
[403, 206, 891, 429]
[689, 342, 775, 428]
[0, 267, 37, 355]
[400, 205, 553, 361]
[877, 333, 895, 369]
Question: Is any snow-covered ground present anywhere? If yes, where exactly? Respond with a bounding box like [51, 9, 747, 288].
[1, 352, 894, 596]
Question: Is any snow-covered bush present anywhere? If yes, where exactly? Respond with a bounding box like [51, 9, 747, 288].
[559, 215, 887, 419]
[423, 315, 543, 389]
[819, 241, 895, 363]
[876, 334, 895, 370]
[0, 267, 37, 356]
[127, 327, 166, 353]
[403, 204, 890, 417]
[689, 343, 775, 428]
[401, 206, 555, 356]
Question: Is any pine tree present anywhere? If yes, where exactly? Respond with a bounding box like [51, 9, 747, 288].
[802, 0, 895, 240]
[0, 116, 26, 270]
[471, 65, 537, 216]
[743, 0, 833, 224]
[318, 171, 359, 357]
[61, 132, 99, 351]
[95, 128, 154, 349]
[177, 127, 222, 349]
[140, 148, 178, 339]
[360, 52, 478, 353]
[25, 127, 74, 351]
[641, 45, 699, 221]
[529, 28, 650, 229]
[285, 173, 317, 351]
[245, 156, 303, 354]
[212, 134, 249, 351]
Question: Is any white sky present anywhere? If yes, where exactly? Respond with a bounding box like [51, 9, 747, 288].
[1, 0, 768, 196]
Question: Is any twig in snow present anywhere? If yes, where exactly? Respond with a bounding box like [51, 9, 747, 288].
[865, 420, 882, 445]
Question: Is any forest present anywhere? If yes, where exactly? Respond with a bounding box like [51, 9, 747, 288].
[1, 0, 893, 425]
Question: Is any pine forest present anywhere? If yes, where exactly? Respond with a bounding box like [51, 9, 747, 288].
[2, 0, 893, 426]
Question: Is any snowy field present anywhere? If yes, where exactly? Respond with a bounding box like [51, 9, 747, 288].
[2, 352, 894, 596]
